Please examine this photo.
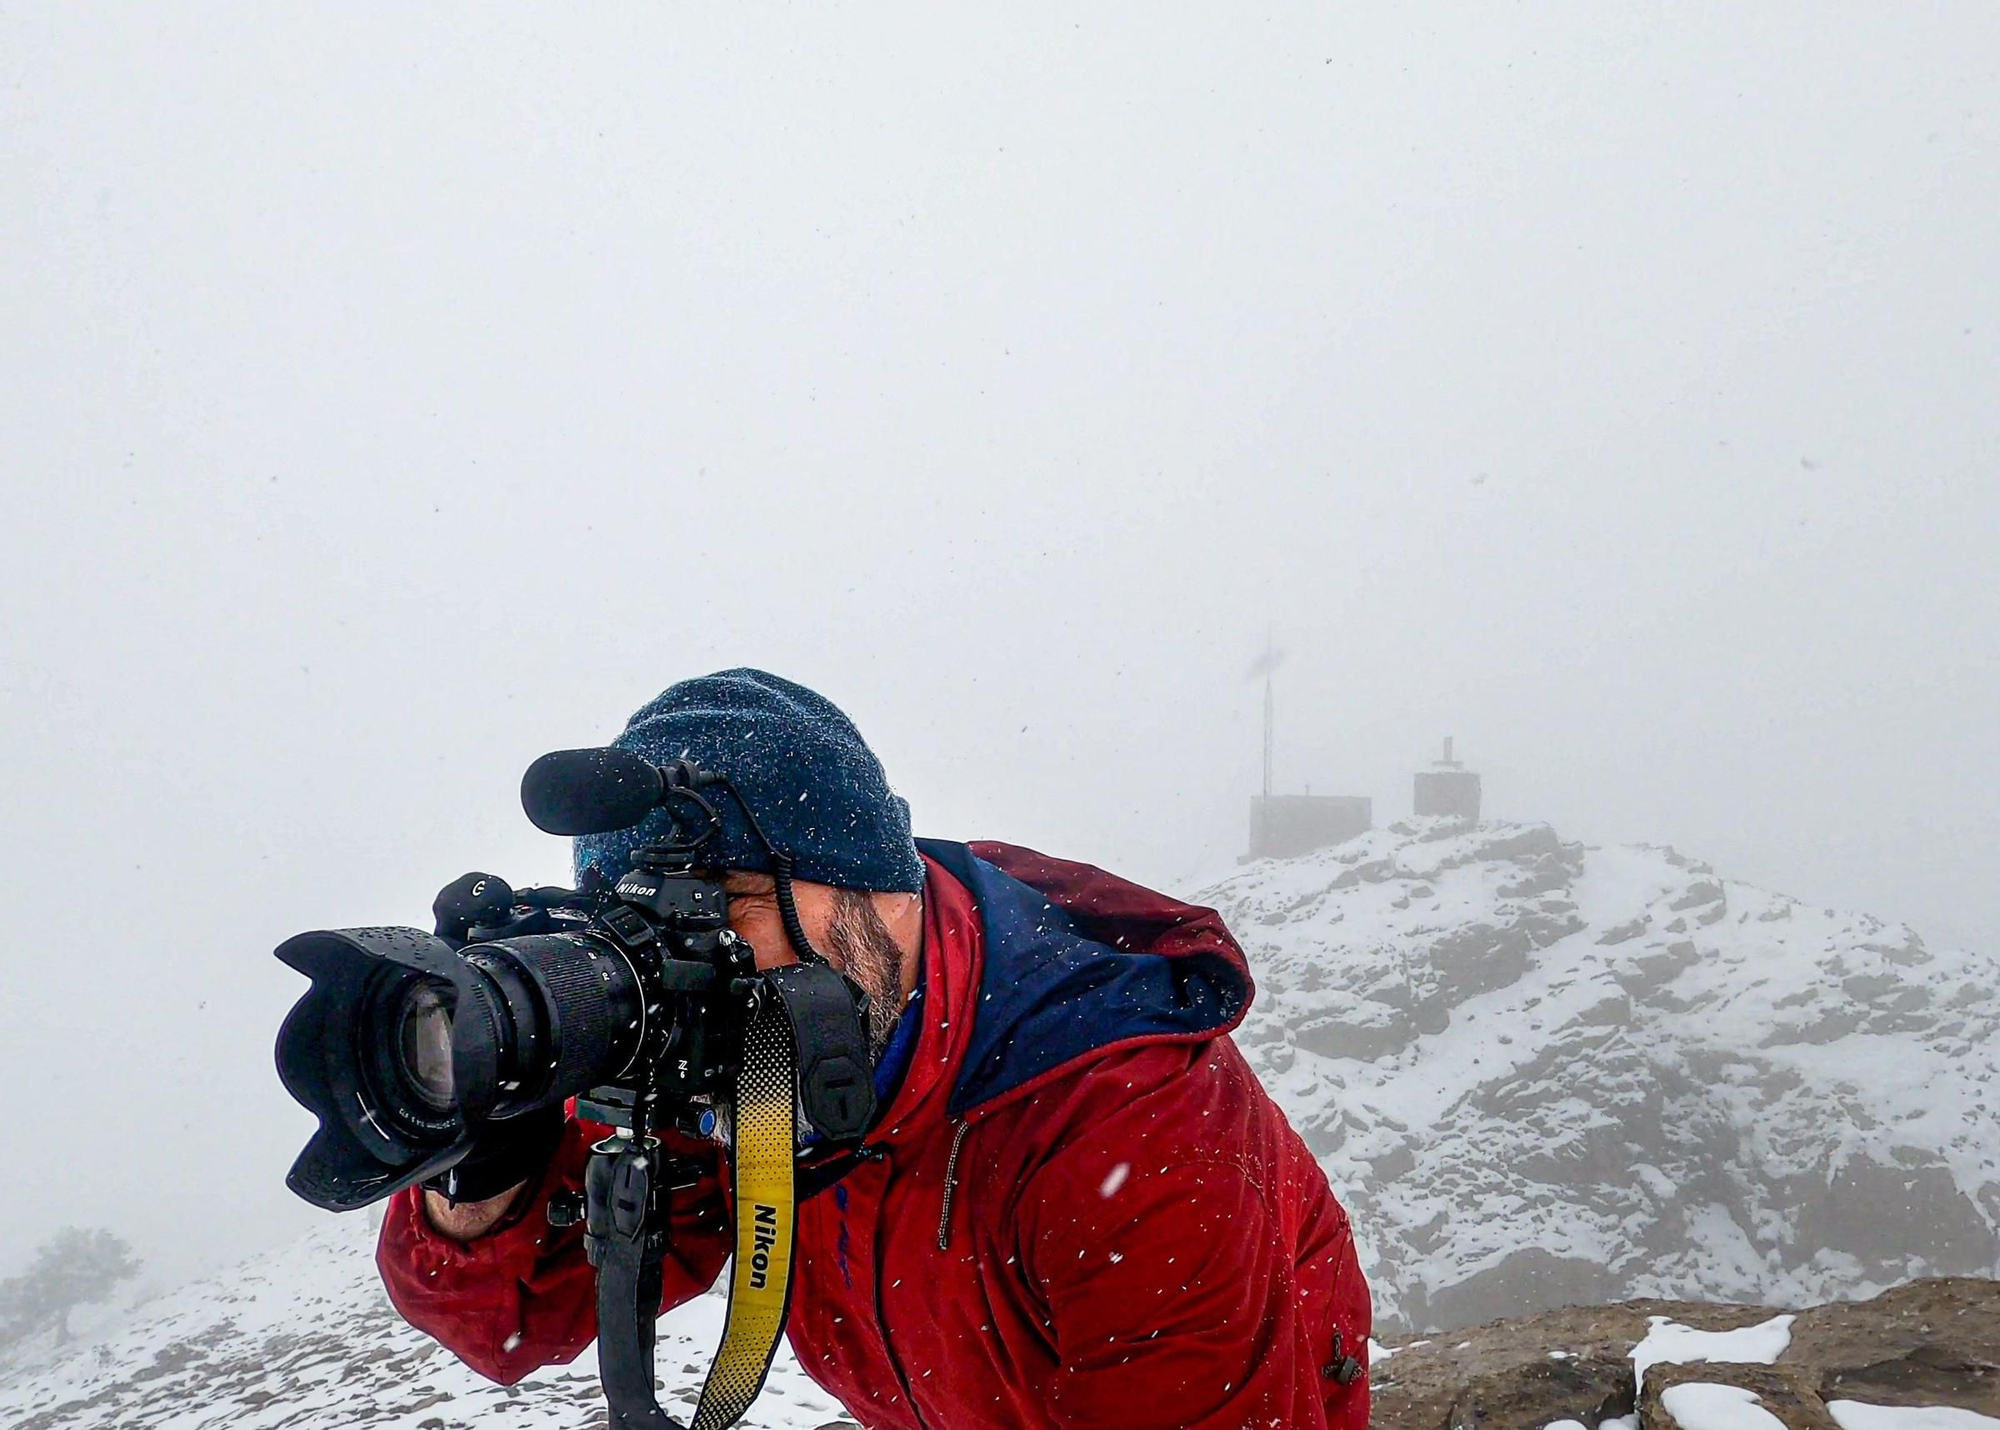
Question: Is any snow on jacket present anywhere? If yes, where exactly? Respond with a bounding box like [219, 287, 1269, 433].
[379, 839, 1372, 1430]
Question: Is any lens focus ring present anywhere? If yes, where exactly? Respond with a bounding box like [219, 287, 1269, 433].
[536, 939, 621, 1097]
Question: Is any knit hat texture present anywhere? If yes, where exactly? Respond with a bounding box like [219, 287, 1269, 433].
[573, 668, 924, 893]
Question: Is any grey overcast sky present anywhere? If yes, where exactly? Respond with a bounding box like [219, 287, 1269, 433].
[2, 4, 1995, 1291]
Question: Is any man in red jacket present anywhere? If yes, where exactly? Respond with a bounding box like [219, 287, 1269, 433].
[378, 670, 1371, 1430]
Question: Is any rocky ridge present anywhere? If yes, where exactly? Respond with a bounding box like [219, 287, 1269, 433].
[1202, 819, 2000, 1332]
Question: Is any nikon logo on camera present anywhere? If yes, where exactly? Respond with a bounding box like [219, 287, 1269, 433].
[616, 875, 660, 899]
[748, 1203, 779, 1288]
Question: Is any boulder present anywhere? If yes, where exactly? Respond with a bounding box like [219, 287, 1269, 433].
[1642, 1362, 1837, 1430]
[1372, 1279, 2000, 1430]
[1791, 1278, 2000, 1414]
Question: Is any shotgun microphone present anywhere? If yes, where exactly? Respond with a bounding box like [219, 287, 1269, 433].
[520, 747, 667, 836]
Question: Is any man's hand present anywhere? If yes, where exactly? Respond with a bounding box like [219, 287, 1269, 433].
[423, 1183, 527, 1242]
[419, 1103, 567, 1232]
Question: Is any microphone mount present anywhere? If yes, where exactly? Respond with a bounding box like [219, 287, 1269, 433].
[519, 747, 831, 972]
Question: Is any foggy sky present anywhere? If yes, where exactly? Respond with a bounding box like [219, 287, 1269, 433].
[3, 4, 1995, 1294]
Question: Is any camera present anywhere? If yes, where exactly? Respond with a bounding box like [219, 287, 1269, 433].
[275, 866, 754, 1211]
[274, 749, 875, 1213]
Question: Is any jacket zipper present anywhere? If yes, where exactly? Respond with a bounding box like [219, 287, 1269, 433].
[936, 1120, 970, 1250]
[868, 1146, 931, 1430]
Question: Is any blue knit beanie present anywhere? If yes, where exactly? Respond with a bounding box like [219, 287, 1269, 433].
[573, 669, 924, 894]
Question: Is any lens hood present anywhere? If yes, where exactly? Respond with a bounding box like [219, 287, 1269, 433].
[274, 927, 479, 1211]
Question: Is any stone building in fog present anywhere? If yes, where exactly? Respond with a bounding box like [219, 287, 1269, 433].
[1413, 737, 1481, 820]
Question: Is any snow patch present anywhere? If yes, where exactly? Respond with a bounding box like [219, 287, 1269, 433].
[1660, 1383, 1789, 1430]
[1829, 1404, 2000, 1430]
[1631, 1314, 1794, 1390]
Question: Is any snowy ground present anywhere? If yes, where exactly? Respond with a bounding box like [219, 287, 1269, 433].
[0, 1214, 850, 1430]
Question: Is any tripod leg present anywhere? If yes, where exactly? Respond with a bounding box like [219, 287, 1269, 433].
[590, 1139, 686, 1430]
[598, 1247, 681, 1430]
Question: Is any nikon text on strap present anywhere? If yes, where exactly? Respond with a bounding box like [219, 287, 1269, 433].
[689, 985, 799, 1430]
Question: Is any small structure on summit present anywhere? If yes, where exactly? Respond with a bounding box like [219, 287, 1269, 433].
[1413, 737, 1481, 821]
[1249, 792, 1373, 860]
[1244, 633, 1372, 860]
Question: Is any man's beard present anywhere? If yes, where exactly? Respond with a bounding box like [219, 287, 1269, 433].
[704, 890, 910, 1150]
[825, 888, 909, 1062]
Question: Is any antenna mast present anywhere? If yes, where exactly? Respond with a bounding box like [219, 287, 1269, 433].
[1261, 623, 1275, 799]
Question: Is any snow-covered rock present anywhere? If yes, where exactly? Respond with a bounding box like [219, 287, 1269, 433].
[1371, 1276, 2000, 1430]
[1204, 819, 2000, 1331]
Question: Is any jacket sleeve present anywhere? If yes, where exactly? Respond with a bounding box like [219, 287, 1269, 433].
[1022, 1152, 1365, 1430]
[376, 1116, 733, 1385]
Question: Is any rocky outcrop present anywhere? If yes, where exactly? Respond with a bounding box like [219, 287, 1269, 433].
[1202, 821, 2000, 1332]
[1373, 1277, 2000, 1430]
[1641, 1362, 1838, 1430]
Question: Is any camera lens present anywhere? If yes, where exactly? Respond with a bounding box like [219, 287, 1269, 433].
[394, 981, 456, 1111]
[274, 923, 654, 1211]
[355, 970, 461, 1140]
[449, 933, 644, 1116]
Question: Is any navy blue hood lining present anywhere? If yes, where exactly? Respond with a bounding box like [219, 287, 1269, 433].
[917, 840, 1249, 1120]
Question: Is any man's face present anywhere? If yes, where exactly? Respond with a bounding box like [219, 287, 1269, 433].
[718, 870, 916, 1058]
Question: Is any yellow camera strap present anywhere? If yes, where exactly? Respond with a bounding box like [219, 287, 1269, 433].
[687, 989, 799, 1430]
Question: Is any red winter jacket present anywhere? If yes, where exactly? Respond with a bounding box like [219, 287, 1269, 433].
[379, 840, 1371, 1430]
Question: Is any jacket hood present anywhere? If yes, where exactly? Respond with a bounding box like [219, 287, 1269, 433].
[917, 839, 1254, 1120]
